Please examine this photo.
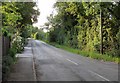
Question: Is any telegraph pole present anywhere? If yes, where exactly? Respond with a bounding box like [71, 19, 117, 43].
[100, 6, 103, 54]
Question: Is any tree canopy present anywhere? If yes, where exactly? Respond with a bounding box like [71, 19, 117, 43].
[47, 2, 120, 57]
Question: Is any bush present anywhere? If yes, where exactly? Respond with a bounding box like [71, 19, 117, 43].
[11, 35, 24, 53]
[2, 55, 15, 81]
[3, 34, 25, 81]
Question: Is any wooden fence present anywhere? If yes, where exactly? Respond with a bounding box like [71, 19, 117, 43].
[2, 36, 10, 56]
[0, 36, 2, 57]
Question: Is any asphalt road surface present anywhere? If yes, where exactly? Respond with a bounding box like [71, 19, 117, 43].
[31, 39, 118, 81]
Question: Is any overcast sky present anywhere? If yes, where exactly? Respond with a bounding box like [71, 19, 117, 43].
[33, 0, 56, 28]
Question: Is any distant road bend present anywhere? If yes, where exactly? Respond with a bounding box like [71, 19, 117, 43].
[30, 39, 118, 81]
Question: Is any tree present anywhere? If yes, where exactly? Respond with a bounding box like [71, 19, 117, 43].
[2, 2, 40, 80]
[48, 2, 120, 57]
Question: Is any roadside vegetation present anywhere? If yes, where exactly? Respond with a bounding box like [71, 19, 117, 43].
[1, 1, 120, 80]
[1, 2, 40, 80]
[49, 42, 119, 63]
[45, 2, 120, 63]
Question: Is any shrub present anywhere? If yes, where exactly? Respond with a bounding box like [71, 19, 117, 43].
[3, 34, 25, 81]
[2, 55, 14, 81]
[11, 35, 24, 53]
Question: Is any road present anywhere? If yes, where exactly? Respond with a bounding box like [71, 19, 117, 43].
[31, 39, 118, 81]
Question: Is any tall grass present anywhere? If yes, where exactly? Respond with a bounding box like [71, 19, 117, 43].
[49, 42, 119, 63]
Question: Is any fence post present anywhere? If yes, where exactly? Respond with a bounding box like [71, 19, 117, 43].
[0, 35, 1, 82]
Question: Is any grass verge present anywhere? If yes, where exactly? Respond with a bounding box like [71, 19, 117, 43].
[49, 42, 119, 64]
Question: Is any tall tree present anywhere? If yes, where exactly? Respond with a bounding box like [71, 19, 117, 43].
[48, 2, 120, 57]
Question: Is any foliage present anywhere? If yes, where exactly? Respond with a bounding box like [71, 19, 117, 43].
[11, 32, 24, 53]
[2, 55, 14, 80]
[50, 42, 119, 63]
[47, 2, 120, 61]
[2, 2, 40, 81]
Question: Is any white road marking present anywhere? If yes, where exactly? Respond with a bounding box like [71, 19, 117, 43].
[88, 70, 110, 81]
[66, 59, 78, 65]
